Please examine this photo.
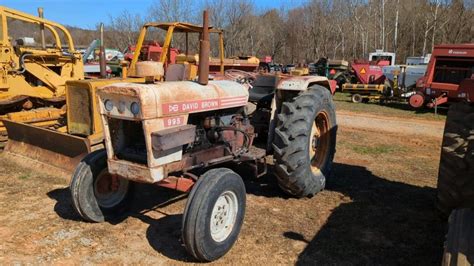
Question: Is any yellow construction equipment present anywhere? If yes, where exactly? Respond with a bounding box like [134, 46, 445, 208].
[290, 67, 310, 76]
[3, 21, 226, 173]
[0, 6, 84, 147]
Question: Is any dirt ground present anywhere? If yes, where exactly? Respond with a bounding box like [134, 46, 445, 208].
[0, 109, 447, 265]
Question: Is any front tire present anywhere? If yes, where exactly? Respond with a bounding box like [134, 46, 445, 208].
[272, 85, 337, 197]
[182, 168, 246, 261]
[70, 149, 133, 222]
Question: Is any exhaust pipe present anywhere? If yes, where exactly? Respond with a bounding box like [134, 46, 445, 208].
[198, 10, 210, 85]
[38, 8, 46, 49]
[99, 23, 107, 78]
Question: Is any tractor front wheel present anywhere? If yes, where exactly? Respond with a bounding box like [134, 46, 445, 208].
[182, 168, 246, 262]
[272, 85, 337, 197]
[70, 149, 133, 222]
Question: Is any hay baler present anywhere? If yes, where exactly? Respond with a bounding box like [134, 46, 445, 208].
[409, 43, 474, 109]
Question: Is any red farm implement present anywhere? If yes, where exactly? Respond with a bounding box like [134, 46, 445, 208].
[409, 43, 474, 109]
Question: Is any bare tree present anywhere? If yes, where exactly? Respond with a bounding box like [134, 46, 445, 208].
[96, 0, 473, 63]
[105, 10, 143, 50]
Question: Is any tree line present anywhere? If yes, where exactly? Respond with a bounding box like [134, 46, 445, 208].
[10, 0, 474, 64]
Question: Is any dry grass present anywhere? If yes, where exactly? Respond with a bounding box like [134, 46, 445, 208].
[0, 115, 446, 264]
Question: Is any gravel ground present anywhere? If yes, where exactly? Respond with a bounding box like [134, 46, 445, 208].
[0, 110, 447, 264]
[338, 110, 445, 138]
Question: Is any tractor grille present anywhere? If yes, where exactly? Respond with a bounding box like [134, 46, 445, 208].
[108, 118, 147, 165]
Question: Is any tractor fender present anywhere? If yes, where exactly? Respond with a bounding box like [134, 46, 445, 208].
[276, 76, 335, 95]
[265, 76, 335, 153]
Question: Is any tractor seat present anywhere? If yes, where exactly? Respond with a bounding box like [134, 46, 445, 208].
[248, 86, 275, 103]
[176, 54, 198, 64]
[248, 75, 279, 103]
[165, 63, 197, 81]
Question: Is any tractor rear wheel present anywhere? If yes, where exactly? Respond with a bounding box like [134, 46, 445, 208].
[437, 102, 474, 215]
[70, 149, 133, 222]
[442, 208, 474, 266]
[272, 85, 337, 197]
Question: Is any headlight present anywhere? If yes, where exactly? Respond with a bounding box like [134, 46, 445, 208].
[130, 102, 140, 115]
[104, 99, 113, 111]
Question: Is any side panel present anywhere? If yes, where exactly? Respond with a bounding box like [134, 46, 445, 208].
[67, 78, 144, 136]
[277, 76, 334, 94]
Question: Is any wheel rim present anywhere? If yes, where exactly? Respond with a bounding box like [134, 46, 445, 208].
[409, 94, 424, 108]
[93, 169, 129, 209]
[352, 94, 362, 103]
[309, 111, 330, 175]
[210, 191, 238, 242]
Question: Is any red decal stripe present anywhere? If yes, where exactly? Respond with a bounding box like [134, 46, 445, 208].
[162, 96, 248, 114]
[221, 100, 247, 106]
[220, 96, 248, 102]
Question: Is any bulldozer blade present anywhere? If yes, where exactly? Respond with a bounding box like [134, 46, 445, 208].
[2, 119, 91, 175]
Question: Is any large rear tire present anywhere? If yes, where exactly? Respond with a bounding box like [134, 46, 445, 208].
[272, 85, 337, 197]
[437, 102, 474, 215]
[70, 149, 133, 222]
[182, 168, 246, 261]
[442, 208, 474, 266]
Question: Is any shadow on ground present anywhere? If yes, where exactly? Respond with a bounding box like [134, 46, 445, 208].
[47, 182, 197, 262]
[285, 162, 447, 265]
[46, 161, 447, 264]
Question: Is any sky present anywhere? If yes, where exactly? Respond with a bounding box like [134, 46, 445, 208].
[1, 0, 304, 29]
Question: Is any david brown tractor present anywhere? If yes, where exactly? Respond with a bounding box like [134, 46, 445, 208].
[69, 11, 337, 261]
[3, 18, 228, 172]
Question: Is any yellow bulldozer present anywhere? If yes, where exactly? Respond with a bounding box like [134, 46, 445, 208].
[3, 17, 226, 173]
[0, 6, 84, 147]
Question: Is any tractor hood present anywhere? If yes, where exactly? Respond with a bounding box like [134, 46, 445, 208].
[97, 80, 249, 120]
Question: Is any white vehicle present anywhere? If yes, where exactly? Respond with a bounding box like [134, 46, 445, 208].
[369, 50, 396, 66]
[383, 55, 430, 89]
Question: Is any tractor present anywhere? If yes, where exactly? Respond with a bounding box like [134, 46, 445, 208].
[436, 75, 473, 264]
[69, 11, 337, 262]
[3, 19, 228, 172]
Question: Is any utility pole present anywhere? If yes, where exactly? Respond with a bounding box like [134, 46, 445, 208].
[394, 0, 400, 55]
[381, 0, 385, 51]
